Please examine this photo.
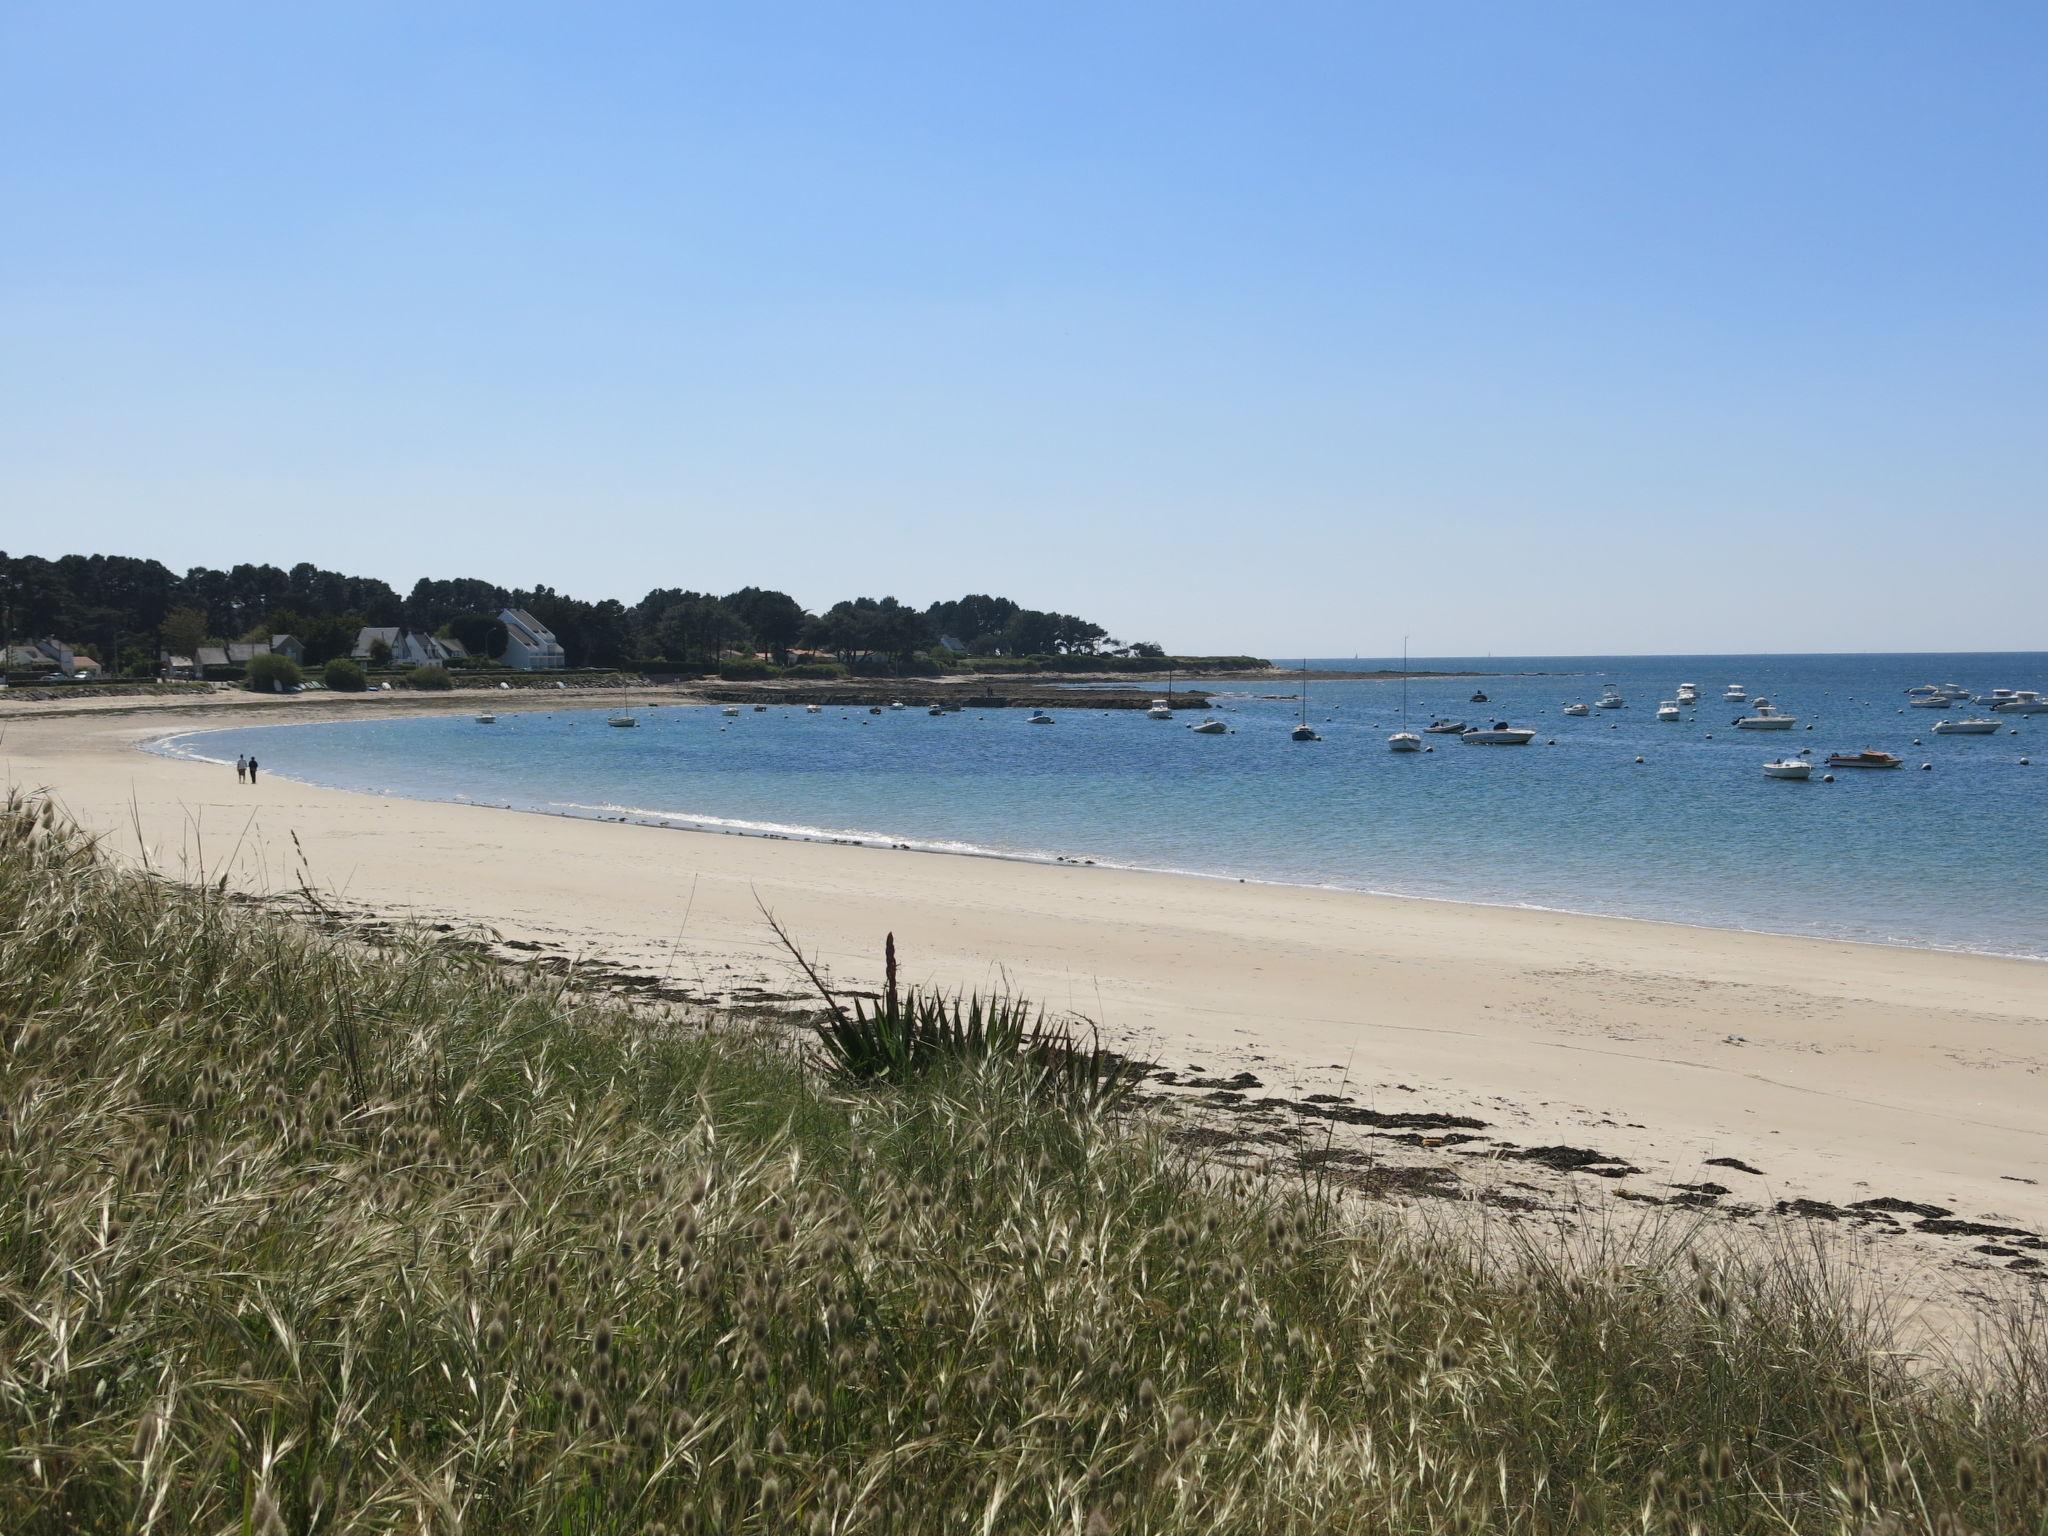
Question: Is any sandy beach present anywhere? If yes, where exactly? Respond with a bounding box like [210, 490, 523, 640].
[6, 691, 2045, 1319]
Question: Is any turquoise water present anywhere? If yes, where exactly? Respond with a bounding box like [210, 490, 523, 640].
[155, 653, 2048, 959]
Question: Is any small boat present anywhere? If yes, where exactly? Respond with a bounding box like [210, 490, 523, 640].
[1991, 690, 2048, 714]
[608, 712, 638, 728]
[1595, 685, 1625, 709]
[722, 704, 742, 716]
[1291, 658, 1319, 741]
[1027, 711, 1055, 725]
[928, 704, 944, 716]
[1723, 683, 1746, 702]
[868, 705, 884, 715]
[1735, 698, 1798, 730]
[1656, 700, 1681, 722]
[1425, 719, 1467, 734]
[1189, 718, 1228, 734]
[805, 704, 821, 714]
[1676, 682, 1699, 705]
[1390, 637, 1421, 751]
[1562, 702, 1590, 717]
[1469, 690, 1489, 703]
[1909, 694, 1952, 709]
[1460, 721, 1537, 745]
[1932, 717, 2001, 735]
[1762, 758, 1812, 780]
[890, 701, 905, 710]
[1906, 684, 1941, 696]
[1826, 749, 1903, 769]
[1936, 682, 1971, 700]
[1147, 699, 1173, 719]
[474, 713, 496, 724]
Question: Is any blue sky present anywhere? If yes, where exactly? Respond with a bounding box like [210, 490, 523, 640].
[3, 2, 2043, 655]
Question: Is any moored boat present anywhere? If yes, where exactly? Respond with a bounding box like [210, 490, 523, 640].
[1595, 685, 1625, 709]
[1723, 683, 1746, 702]
[1459, 721, 1537, 744]
[1762, 758, 1812, 780]
[607, 712, 638, 727]
[1425, 719, 1467, 734]
[1735, 698, 1798, 729]
[1909, 694, 1952, 709]
[1026, 711, 1054, 725]
[1656, 700, 1681, 721]
[1826, 749, 1903, 769]
[1562, 702, 1590, 717]
[1931, 717, 2001, 735]
[1189, 718, 1228, 734]
[1991, 690, 2047, 714]
[1677, 682, 1699, 705]
[474, 713, 496, 724]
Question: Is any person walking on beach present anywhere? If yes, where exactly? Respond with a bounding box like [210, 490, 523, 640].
[247, 757, 259, 785]
[236, 754, 247, 784]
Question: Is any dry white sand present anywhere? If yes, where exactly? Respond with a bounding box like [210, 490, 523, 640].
[6, 691, 2044, 1318]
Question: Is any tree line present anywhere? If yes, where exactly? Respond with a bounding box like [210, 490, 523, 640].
[0, 550, 1156, 674]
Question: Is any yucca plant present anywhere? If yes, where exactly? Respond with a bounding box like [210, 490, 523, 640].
[768, 917, 1145, 1110]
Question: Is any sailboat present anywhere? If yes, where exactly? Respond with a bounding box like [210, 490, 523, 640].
[1291, 658, 1320, 741]
[1389, 637, 1421, 752]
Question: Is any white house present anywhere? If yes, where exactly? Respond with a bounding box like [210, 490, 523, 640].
[12, 638, 103, 676]
[352, 626, 465, 668]
[499, 608, 566, 670]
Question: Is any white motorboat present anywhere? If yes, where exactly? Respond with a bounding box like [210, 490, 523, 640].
[1936, 682, 1971, 700]
[1027, 711, 1055, 725]
[1908, 694, 1952, 709]
[1827, 749, 1903, 769]
[1425, 719, 1467, 734]
[890, 701, 905, 710]
[1991, 690, 2047, 714]
[1723, 683, 1746, 702]
[1676, 682, 1699, 705]
[1932, 717, 2001, 735]
[1656, 700, 1681, 721]
[1389, 636, 1422, 751]
[1147, 700, 1173, 719]
[1189, 718, 1228, 734]
[1595, 685, 1625, 709]
[474, 713, 496, 724]
[1562, 701, 1590, 717]
[722, 704, 742, 716]
[805, 703, 821, 713]
[1734, 698, 1798, 729]
[1460, 722, 1537, 745]
[1762, 758, 1812, 780]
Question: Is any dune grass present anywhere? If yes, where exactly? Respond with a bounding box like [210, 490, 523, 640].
[0, 789, 2043, 1533]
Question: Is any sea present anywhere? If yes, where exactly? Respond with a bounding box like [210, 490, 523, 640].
[153, 653, 2048, 961]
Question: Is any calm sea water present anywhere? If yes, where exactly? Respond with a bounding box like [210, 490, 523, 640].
[155, 653, 2048, 960]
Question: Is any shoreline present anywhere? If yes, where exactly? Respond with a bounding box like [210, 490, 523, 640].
[145, 707, 2047, 967]
[5, 695, 2045, 1327]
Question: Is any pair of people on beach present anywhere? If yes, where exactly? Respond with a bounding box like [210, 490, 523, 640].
[235, 754, 260, 785]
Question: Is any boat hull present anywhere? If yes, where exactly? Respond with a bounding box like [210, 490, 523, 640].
[1459, 729, 1536, 745]
[1762, 763, 1811, 779]
[1735, 718, 1797, 730]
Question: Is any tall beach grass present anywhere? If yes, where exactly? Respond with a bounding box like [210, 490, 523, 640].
[0, 790, 2042, 1532]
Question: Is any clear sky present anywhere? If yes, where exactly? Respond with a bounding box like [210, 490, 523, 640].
[3, 3, 2043, 657]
